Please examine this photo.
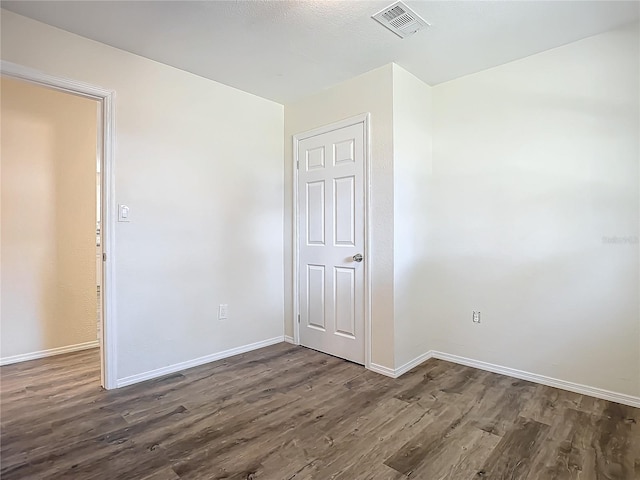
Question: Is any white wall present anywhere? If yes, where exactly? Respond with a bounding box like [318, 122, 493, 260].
[1, 77, 98, 359]
[428, 23, 640, 396]
[1, 10, 285, 381]
[391, 65, 434, 369]
[284, 65, 396, 369]
[4, 9, 636, 398]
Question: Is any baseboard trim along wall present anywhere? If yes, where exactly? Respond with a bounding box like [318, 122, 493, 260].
[395, 350, 435, 378]
[368, 363, 397, 378]
[371, 350, 640, 408]
[430, 351, 640, 409]
[0, 340, 99, 366]
[116, 336, 284, 388]
[284, 335, 295, 344]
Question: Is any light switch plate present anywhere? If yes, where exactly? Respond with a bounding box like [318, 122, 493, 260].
[118, 204, 130, 222]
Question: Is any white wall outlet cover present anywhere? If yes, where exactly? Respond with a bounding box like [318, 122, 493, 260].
[218, 304, 228, 320]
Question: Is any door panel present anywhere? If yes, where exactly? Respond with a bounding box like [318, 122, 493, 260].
[334, 266, 356, 338]
[307, 265, 326, 330]
[298, 122, 365, 364]
[334, 176, 355, 246]
[306, 146, 325, 170]
[306, 181, 325, 245]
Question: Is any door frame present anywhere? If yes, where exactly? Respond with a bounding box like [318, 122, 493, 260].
[1, 60, 118, 389]
[292, 113, 372, 369]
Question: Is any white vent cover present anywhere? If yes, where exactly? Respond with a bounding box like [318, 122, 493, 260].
[372, 1, 429, 39]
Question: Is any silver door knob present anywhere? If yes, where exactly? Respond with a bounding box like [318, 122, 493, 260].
[353, 253, 363, 262]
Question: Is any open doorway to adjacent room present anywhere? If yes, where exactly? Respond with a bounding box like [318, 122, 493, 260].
[0, 75, 104, 386]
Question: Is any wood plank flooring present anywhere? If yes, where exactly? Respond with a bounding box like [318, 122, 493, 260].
[1, 343, 638, 479]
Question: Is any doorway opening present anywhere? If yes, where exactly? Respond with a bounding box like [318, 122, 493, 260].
[0, 62, 116, 389]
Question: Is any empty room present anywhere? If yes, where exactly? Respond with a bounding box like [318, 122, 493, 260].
[0, 1, 638, 479]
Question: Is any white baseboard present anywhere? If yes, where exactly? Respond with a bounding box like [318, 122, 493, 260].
[0, 340, 99, 366]
[394, 350, 435, 378]
[369, 351, 434, 379]
[368, 362, 396, 377]
[430, 351, 640, 409]
[116, 336, 284, 388]
[112, 336, 639, 407]
[368, 350, 639, 408]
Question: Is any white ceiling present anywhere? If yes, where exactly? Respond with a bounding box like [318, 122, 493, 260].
[3, 1, 639, 104]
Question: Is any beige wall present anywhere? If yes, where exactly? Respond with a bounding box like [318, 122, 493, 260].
[285, 65, 395, 369]
[1, 77, 98, 359]
[1, 10, 285, 382]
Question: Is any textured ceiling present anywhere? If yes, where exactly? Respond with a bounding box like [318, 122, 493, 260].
[2, 1, 639, 104]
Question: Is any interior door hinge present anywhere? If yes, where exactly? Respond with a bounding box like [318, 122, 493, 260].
[102, 252, 107, 262]
[298, 314, 300, 323]
[296, 160, 299, 169]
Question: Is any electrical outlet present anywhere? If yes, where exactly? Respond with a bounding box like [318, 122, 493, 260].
[472, 311, 481, 323]
[218, 304, 228, 320]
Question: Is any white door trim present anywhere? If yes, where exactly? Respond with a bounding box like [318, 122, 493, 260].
[292, 113, 372, 369]
[1, 60, 118, 390]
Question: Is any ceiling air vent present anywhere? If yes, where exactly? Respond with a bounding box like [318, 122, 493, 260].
[372, 1, 429, 39]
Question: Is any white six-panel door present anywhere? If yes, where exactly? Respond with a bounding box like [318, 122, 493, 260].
[297, 121, 365, 364]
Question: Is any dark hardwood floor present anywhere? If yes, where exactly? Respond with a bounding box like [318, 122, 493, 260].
[1, 343, 637, 479]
